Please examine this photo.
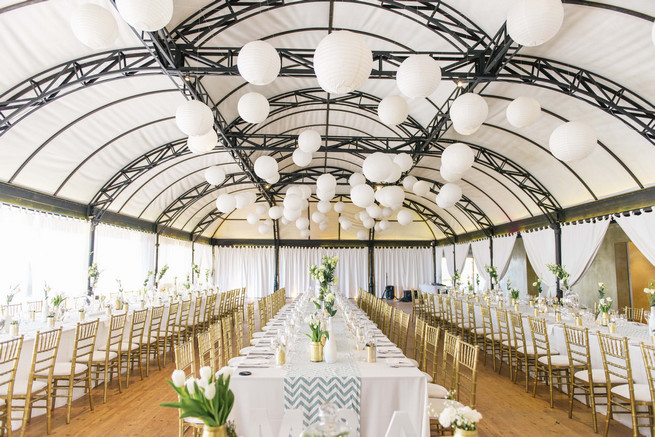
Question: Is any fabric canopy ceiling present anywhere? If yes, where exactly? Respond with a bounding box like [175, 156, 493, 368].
[1, 0, 654, 242]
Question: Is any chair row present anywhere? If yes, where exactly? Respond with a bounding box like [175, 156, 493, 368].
[357, 290, 411, 357]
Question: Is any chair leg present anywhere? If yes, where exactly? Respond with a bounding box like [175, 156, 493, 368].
[66, 376, 74, 424]
[125, 352, 131, 388]
[548, 369, 554, 408]
[19, 395, 30, 437]
[568, 376, 575, 419]
[7, 403, 12, 437]
[117, 359, 123, 394]
[87, 371, 94, 412]
[46, 388, 52, 434]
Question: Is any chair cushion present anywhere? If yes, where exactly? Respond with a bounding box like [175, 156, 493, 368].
[0, 380, 47, 396]
[427, 383, 448, 398]
[101, 342, 139, 353]
[407, 358, 419, 367]
[42, 362, 88, 377]
[574, 368, 627, 385]
[611, 383, 651, 403]
[486, 333, 503, 342]
[228, 356, 246, 367]
[421, 371, 433, 383]
[239, 346, 254, 356]
[91, 350, 118, 363]
[538, 354, 569, 367]
[427, 398, 463, 418]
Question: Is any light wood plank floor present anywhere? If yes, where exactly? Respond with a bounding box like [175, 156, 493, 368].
[21, 300, 632, 436]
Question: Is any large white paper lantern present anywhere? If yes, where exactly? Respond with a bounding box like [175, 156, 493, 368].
[384, 163, 402, 183]
[396, 209, 413, 226]
[334, 201, 346, 213]
[258, 223, 271, 235]
[382, 207, 393, 218]
[287, 186, 302, 198]
[349, 172, 366, 187]
[266, 172, 280, 184]
[317, 189, 335, 202]
[359, 211, 370, 222]
[341, 219, 352, 230]
[350, 184, 375, 208]
[366, 204, 382, 219]
[300, 229, 311, 239]
[292, 149, 312, 167]
[357, 230, 368, 240]
[283, 208, 301, 222]
[440, 167, 463, 183]
[507, 0, 564, 47]
[296, 217, 310, 230]
[176, 100, 214, 136]
[450, 93, 488, 135]
[506, 96, 542, 128]
[116, 0, 173, 32]
[379, 220, 390, 231]
[313, 30, 372, 94]
[363, 217, 375, 229]
[412, 180, 430, 197]
[71, 4, 118, 49]
[299, 185, 312, 199]
[234, 193, 249, 209]
[238, 92, 269, 124]
[283, 194, 302, 211]
[215, 194, 236, 213]
[441, 143, 474, 174]
[549, 121, 597, 162]
[246, 213, 259, 225]
[402, 175, 418, 191]
[377, 95, 409, 126]
[237, 41, 281, 86]
[396, 55, 441, 98]
[205, 166, 225, 185]
[187, 130, 217, 154]
[378, 186, 405, 209]
[269, 206, 283, 220]
[363, 152, 393, 183]
[317, 201, 332, 214]
[255, 203, 267, 215]
[254, 155, 278, 179]
[298, 130, 322, 153]
[316, 174, 337, 192]
[312, 211, 326, 223]
[393, 153, 413, 172]
[319, 222, 329, 231]
[437, 183, 462, 209]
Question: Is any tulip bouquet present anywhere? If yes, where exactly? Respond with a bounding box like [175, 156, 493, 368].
[305, 311, 329, 342]
[162, 367, 235, 428]
[532, 278, 543, 295]
[644, 280, 655, 307]
[598, 297, 613, 314]
[309, 255, 339, 302]
[484, 265, 498, 288]
[438, 405, 482, 432]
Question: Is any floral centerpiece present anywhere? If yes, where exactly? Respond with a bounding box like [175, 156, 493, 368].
[506, 279, 519, 303]
[546, 264, 570, 291]
[644, 281, 655, 333]
[452, 269, 461, 289]
[323, 291, 337, 317]
[438, 405, 482, 436]
[484, 265, 498, 289]
[309, 255, 338, 302]
[157, 264, 170, 287]
[162, 367, 235, 437]
[6, 284, 20, 305]
[532, 278, 542, 295]
[598, 297, 612, 313]
[597, 282, 606, 299]
[88, 263, 100, 294]
[306, 311, 329, 362]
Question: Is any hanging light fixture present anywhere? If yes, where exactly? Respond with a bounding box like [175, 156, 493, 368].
[292, 149, 312, 167]
[507, 0, 564, 47]
[254, 155, 278, 180]
[349, 172, 366, 187]
[187, 130, 218, 154]
[506, 96, 542, 128]
[313, 30, 373, 94]
[204, 166, 226, 185]
[450, 93, 488, 135]
[441, 143, 475, 174]
[549, 121, 597, 162]
[362, 152, 393, 183]
[237, 40, 281, 86]
[215, 193, 236, 213]
[350, 184, 375, 208]
[298, 130, 322, 153]
[377, 95, 409, 126]
[70, 4, 118, 49]
[436, 183, 463, 209]
[238, 92, 270, 124]
[396, 209, 413, 226]
[396, 55, 442, 98]
[412, 180, 430, 197]
[176, 100, 214, 136]
[115, 0, 173, 32]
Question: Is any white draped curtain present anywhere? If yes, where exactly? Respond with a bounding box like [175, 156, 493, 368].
[94, 224, 155, 292]
[562, 219, 610, 286]
[522, 228, 557, 296]
[471, 239, 491, 288]
[374, 247, 433, 297]
[435, 245, 443, 284]
[494, 234, 518, 280]
[158, 236, 193, 284]
[0, 204, 90, 299]
[616, 211, 655, 266]
[193, 243, 214, 285]
[443, 243, 471, 278]
[215, 246, 275, 298]
[279, 247, 367, 298]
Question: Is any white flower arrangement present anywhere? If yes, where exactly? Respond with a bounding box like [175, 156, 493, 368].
[645, 280, 655, 307]
[438, 405, 482, 431]
[598, 297, 613, 313]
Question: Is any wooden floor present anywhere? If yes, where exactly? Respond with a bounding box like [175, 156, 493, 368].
[21, 300, 632, 437]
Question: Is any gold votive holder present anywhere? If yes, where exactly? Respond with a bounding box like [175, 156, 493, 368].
[366, 344, 376, 363]
[534, 308, 539, 317]
[529, 300, 534, 308]
[555, 311, 562, 322]
[575, 316, 582, 326]
[9, 324, 18, 337]
[47, 317, 55, 328]
[309, 342, 323, 362]
[498, 301, 503, 308]
[30, 311, 35, 321]
[608, 322, 616, 334]
[78, 310, 85, 321]
[275, 347, 286, 366]
[514, 304, 520, 312]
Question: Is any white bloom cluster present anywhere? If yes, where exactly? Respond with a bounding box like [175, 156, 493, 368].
[438, 405, 482, 431]
[171, 366, 229, 400]
[305, 311, 322, 329]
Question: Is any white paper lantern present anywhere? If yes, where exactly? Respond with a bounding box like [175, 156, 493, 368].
[316, 173, 337, 192]
[374, 222, 381, 232]
[350, 184, 375, 208]
[246, 213, 259, 225]
[506, 96, 542, 128]
[317, 201, 332, 214]
[237, 41, 281, 86]
[300, 229, 311, 238]
[176, 100, 214, 136]
[312, 211, 326, 223]
[187, 130, 218, 155]
[287, 186, 302, 198]
[440, 167, 463, 183]
[116, 0, 173, 32]
[441, 143, 475, 174]
[507, 0, 564, 47]
[402, 175, 418, 191]
[379, 186, 405, 209]
[264, 218, 273, 227]
[363, 217, 375, 229]
[205, 166, 225, 185]
[334, 201, 346, 213]
[317, 189, 335, 202]
[71, 4, 118, 49]
[234, 193, 249, 209]
[396, 55, 442, 98]
[296, 217, 310, 230]
[215, 194, 236, 213]
[298, 130, 322, 153]
[254, 155, 278, 179]
[357, 230, 368, 240]
[313, 30, 372, 94]
[269, 206, 283, 220]
[319, 222, 329, 231]
[412, 180, 430, 197]
[393, 153, 413, 172]
[359, 211, 370, 222]
[283, 208, 301, 222]
[396, 209, 413, 226]
[438, 183, 463, 206]
[255, 203, 267, 215]
[238, 92, 270, 124]
[379, 220, 390, 231]
[377, 95, 409, 126]
[362, 152, 393, 183]
[258, 223, 271, 235]
[266, 172, 280, 184]
[366, 204, 381, 219]
[283, 194, 302, 211]
[341, 219, 352, 230]
[549, 121, 597, 162]
[450, 93, 488, 135]
[349, 172, 366, 187]
[384, 163, 402, 183]
[292, 149, 312, 167]
[299, 185, 312, 199]
[382, 207, 393, 218]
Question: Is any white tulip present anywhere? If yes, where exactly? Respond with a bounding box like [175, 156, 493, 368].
[199, 366, 212, 382]
[204, 383, 216, 400]
[171, 369, 186, 388]
[185, 378, 197, 394]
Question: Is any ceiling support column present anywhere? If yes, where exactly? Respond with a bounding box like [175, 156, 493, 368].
[431, 241, 437, 285]
[553, 222, 563, 300]
[87, 221, 97, 297]
[489, 236, 494, 290]
[368, 241, 375, 296]
[154, 234, 160, 288]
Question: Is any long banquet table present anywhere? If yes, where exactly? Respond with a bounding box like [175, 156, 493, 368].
[229, 294, 429, 437]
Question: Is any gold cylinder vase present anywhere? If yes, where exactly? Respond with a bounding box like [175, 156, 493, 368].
[310, 342, 323, 362]
[601, 312, 609, 327]
[202, 425, 227, 437]
[454, 428, 478, 437]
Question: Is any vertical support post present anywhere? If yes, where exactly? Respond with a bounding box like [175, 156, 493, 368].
[154, 233, 160, 287]
[211, 244, 216, 290]
[553, 222, 563, 300]
[368, 241, 375, 295]
[191, 241, 196, 285]
[87, 221, 97, 296]
[432, 241, 437, 284]
[452, 244, 457, 277]
[489, 237, 494, 290]
[274, 240, 280, 292]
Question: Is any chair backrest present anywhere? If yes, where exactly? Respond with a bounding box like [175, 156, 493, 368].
[104, 313, 127, 358]
[209, 322, 224, 369]
[129, 308, 149, 346]
[222, 314, 233, 361]
[528, 317, 552, 363]
[197, 331, 214, 371]
[442, 331, 459, 388]
[455, 339, 479, 408]
[177, 300, 192, 329]
[0, 336, 23, 404]
[495, 308, 510, 343]
[258, 298, 268, 330]
[174, 339, 196, 378]
[72, 319, 99, 368]
[563, 325, 591, 374]
[442, 296, 452, 325]
[26, 300, 42, 313]
[465, 301, 477, 332]
[480, 305, 494, 337]
[641, 343, 655, 408]
[234, 308, 244, 352]
[191, 296, 204, 326]
[413, 317, 426, 364]
[423, 324, 440, 380]
[624, 306, 644, 323]
[597, 332, 633, 389]
[508, 311, 527, 353]
[204, 294, 217, 325]
[453, 299, 464, 327]
[162, 301, 179, 337]
[1, 303, 22, 318]
[247, 302, 256, 342]
[148, 304, 165, 336]
[398, 311, 410, 353]
[30, 328, 62, 387]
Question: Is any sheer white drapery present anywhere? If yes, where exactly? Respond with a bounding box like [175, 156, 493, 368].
[0, 205, 90, 298]
[279, 247, 367, 298]
[214, 246, 275, 298]
[522, 228, 557, 296]
[435, 245, 443, 284]
[561, 219, 610, 286]
[374, 247, 433, 297]
[158, 236, 193, 285]
[443, 243, 471, 278]
[494, 233, 518, 280]
[193, 243, 214, 285]
[616, 210, 655, 266]
[471, 239, 491, 288]
[94, 224, 155, 293]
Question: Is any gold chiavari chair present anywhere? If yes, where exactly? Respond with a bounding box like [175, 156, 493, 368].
[246, 302, 256, 345]
[258, 298, 268, 330]
[452, 298, 465, 337]
[174, 300, 191, 346]
[495, 308, 514, 378]
[174, 340, 202, 437]
[508, 311, 539, 392]
[433, 294, 445, 330]
[1, 304, 21, 319]
[623, 307, 644, 323]
[413, 317, 427, 370]
[441, 331, 459, 390]
[411, 293, 423, 325]
[479, 305, 498, 370]
[0, 336, 23, 437]
[234, 308, 251, 356]
[441, 296, 453, 333]
[142, 304, 165, 376]
[424, 294, 437, 327]
[201, 294, 217, 332]
[529, 316, 573, 408]
[455, 339, 480, 408]
[209, 322, 225, 370]
[43, 319, 98, 424]
[197, 331, 214, 371]
[26, 301, 42, 313]
[91, 313, 126, 403]
[423, 325, 440, 380]
[186, 296, 204, 342]
[564, 325, 614, 433]
[115, 308, 148, 388]
[223, 314, 234, 363]
[383, 305, 394, 338]
[598, 333, 651, 437]
[465, 300, 484, 346]
[15, 328, 62, 437]
[356, 289, 363, 308]
[640, 344, 655, 435]
[156, 301, 179, 366]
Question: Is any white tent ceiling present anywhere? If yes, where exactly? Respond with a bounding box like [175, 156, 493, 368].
[1, 0, 654, 242]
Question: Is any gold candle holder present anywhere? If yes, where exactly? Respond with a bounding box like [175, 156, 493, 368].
[9, 324, 18, 337]
[514, 304, 520, 312]
[529, 300, 534, 307]
[309, 342, 323, 362]
[78, 310, 85, 321]
[534, 308, 539, 317]
[575, 316, 582, 326]
[275, 347, 286, 365]
[366, 344, 376, 363]
[555, 311, 562, 322]
[608, 322, 616, 334]
[30, 311, 35, 321]
[47, 317, 55, 328]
